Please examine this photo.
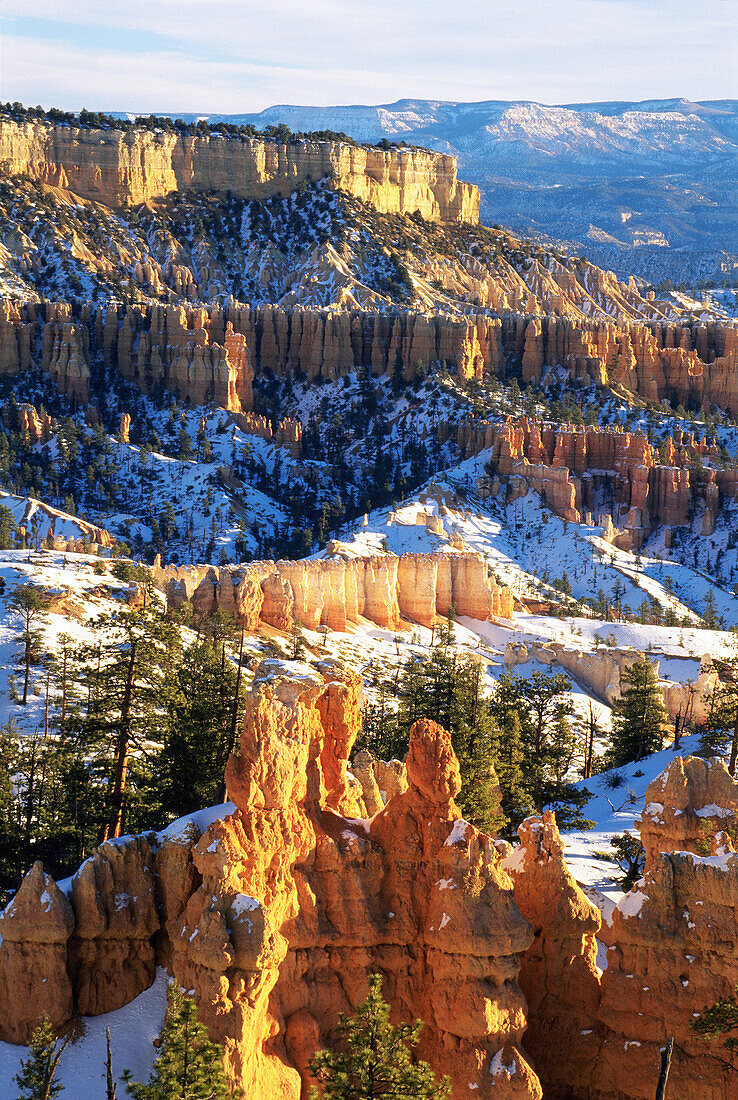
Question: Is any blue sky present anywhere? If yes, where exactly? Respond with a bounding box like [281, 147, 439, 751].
[3, 1, 736, 114]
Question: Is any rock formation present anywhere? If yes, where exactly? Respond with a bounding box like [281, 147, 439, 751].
[0, 660, 543, 1099]
[0, 862, 74, 1043]
[0, 489, 113, 550]
[637, 755, 738, 872]
[152, 551, 514, 633]
[2, 298, 737, 423]
[0, 118, 479, 223]
[503, 813, 603, 1098]
[456, 415, 738, 547]
[594, 826, 738, 1097]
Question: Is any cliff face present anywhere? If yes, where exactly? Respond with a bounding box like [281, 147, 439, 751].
[461, 415, 737, 548]
[0, 119, 479, 224]
[503, 812, 603, 1099]
[152, 551, 514, 633]
[2, 299, 736, 418]
[592, 759, 738, 1100]
[0, 660, 542, 1100]
[502, 757, 738, 1100]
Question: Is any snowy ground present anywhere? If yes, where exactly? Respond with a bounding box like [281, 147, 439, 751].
[0, 971, 168, 1096]
[323, 464, 738, 627]
[562, 732, 703, 915]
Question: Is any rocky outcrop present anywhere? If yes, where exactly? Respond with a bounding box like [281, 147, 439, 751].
[3, 298, 737, 419]
[637, 755, 738, 872]
[0, 661, 542, 1099]
[187, 666, 541, 1099]
[454, 415, 738, 547]
[504, 639, 722, 724]
[594, 837, 738, 1099]
[349, 751, 408, 817]
[510, 312, 738, 417]
[0, 119, 479, 223]
[153, 551, 514, 633]
[503, 813, 602, 1099]
[491, 757, 738, 1100]
[0, 490, 113, 550]
[68, 836, 160, 1016]
[0, 862, 74, 1043]
[10, 402, 54, 443]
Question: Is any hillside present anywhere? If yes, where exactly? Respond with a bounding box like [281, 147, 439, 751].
[201, 97, 738, 288]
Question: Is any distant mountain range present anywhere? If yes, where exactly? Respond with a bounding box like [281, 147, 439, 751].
[169, 98, 738, 287]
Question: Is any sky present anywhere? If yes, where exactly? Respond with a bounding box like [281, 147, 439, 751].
[1, 0, 736, 115]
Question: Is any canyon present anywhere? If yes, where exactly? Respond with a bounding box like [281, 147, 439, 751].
[0, 118, 479, 224]
[0, 658, 736, 1099]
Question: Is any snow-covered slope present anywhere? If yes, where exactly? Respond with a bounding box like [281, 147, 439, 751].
[190, 98, 738, 290]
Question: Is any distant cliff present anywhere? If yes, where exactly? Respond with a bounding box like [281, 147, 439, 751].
[0, 119, 479, 223]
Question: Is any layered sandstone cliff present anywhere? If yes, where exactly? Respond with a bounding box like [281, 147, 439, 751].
[0, 118, 479, 223]
[503, 812, 603, 1098]
[2, 298, 737, 418]
[501, 757, 738, 1100]
[152, 550, 514, 633]
[592, 760, 738, 1100]
[0, 660, 542, 1099]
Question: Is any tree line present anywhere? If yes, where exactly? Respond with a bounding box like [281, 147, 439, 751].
[0, 582, 246, 901]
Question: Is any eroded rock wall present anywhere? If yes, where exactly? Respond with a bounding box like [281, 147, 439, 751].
[0, 119, 479, 223]
[2, 299, 736, 417]
[457, 415, 737, 546]
[503, 812, 603, 1099]
[0, 660, 542, 1100]
[153, 551, 514, 632]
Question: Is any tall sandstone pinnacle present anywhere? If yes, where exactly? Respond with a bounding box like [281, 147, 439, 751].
[0, 660, 541, 1099]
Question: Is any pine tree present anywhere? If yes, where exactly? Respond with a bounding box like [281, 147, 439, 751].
[152, 638, 241, 818]
[9, 583, 50, 705]
[309, 974, 450, 1100]
[702, 589, 722, 629]
[14, 1016, 71, 1099]
[123, 984, 236, 1100]
[609, 658, 667, 766]
[67, 607, 182, 842]
[0, 502, 17, 549]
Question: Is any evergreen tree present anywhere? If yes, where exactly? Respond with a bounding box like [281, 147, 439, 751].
[309, 974, 450, 1100]
[690, 986, 738, 1052]
[67, 607, 182, 842]
[14, 1016, 72, 1099]
[699, 657, 738, 775]
[0, 718, 19, 899]
[396, 646, 505, 832]
[151, 638, 242, 818]
[609, 658, 667, 766]
[9, 583, 50, 705]
[0, 502, 17, 549]
[123, 984, 236, 1100]
[702, 589, 722, 630]
[489, 671, 589, 826]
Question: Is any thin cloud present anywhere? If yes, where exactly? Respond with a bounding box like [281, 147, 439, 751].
[1, 1, 736, 112]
